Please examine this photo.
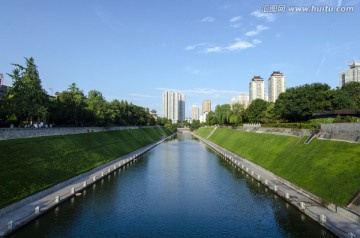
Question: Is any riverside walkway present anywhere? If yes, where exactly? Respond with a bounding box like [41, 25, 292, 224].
[193, 133, 360, 238]
[0, 134, 175, 237]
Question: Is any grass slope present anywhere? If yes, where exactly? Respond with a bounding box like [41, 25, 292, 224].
[0, 127, 173, 207]
[196, 127, 360, 206]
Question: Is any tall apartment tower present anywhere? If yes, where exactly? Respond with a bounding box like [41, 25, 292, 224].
[249, 76, 266, 103]
[162, 91, 185, 123]
[339, 62, 360, 87]
[230, 93, 249, 109]
[268, 71, 286, 103]
[202, 100, 211, 115]
[192, 105, 199, 121]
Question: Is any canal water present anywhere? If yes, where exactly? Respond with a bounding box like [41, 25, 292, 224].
[10, 134, 336, 237]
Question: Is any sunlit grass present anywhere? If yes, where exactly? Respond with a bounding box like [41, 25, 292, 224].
[196, 127, 360, 206]
[0, 127, 172, 207]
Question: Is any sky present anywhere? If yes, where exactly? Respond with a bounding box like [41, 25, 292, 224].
[1, 0, 359, 117]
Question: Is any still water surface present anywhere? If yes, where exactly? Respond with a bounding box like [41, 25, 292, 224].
[11, 134, 336, 237]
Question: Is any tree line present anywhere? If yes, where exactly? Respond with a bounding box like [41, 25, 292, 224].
[0, 57, 172, 128]
[204, 82, 360, 127]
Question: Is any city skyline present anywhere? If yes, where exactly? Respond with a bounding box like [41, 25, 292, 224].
[1, 0, 359, 117]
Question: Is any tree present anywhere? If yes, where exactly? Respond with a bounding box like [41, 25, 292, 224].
[245, 99, 269, 123]
[86, 90, 108, 126]
[229, 103, 245, 126]
[206, 111, 218, 125]
[333, 82, 360, 110]
[7, 57, 48, 125]
[49, 83, 87, 125]
[261, 103, 277, 123]
[214, 104, 231, 125]
[190, 120, 201, 131]
[274, 83, 332, 122]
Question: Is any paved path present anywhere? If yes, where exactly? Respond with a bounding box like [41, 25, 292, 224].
[193, 133, 360, 238]
[0, 134, 175, 237]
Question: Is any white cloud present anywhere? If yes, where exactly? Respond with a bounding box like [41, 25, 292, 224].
[226, 39, 254, 51]
[201, 17, 215, 22]
[252, 39, 262, 45]
[229, 16, 242, 28]
[185, 45, 196, 51]
[185, 42, 210, 51]
[230, 16, 242, 22]
[251, 10, 276, 22]
[203, 38, 258, 53]
[205, 46, 222, 53]
[244, 25, 269, 36]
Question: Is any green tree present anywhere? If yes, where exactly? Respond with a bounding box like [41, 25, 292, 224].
[274, 83, 332, 122]
[206, 111, 218, 125]
[245, 99, 269, 123]
[190, 120, 201, 131]
[214, 104, 231, 125]
[50, 83, 87, 125]
[261, 103, 277, 123]
[7, 57, 48, 125]
[86, 90, 108, 126]
[229, 103, 245, 126]
[333, 82, 360, 110]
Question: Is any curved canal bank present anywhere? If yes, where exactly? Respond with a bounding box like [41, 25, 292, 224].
[7, 134, 337, 237]
[192, 132, 360, 238]
[0, 133, 176, 237]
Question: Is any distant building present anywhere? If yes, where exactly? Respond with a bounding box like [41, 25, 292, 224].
[192, 105, 199, 121]
[199, 111, 209, 123]
[339, 62, 360, 87]
[150, 109, 158, 119]
[230, 93, 249, 109]
[0, 73, 3, 86]
[0, 85, 8, 97]
[268, 71, 286, 103]
[249, 76, 266, 103]
[202, 100, 211, 115]
[162, 91, 185, 123]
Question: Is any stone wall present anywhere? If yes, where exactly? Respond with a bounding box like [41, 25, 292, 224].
[319, 123, 360, 143]
[0, 126, 153, 141]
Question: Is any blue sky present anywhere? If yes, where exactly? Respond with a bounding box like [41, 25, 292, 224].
[1, 0, 359, 117]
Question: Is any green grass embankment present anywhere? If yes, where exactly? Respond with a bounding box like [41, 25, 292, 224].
[196, 127, 360, 206]
[0, 127, 173, 208]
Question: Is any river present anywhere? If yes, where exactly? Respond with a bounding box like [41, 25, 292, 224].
[10, 134, 335, 237]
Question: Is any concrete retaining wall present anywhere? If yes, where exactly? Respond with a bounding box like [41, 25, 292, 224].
[319, 123, 360, 143]
[0, 126, 154, 141]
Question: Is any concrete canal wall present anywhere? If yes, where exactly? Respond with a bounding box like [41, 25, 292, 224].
[193, 133, 360, 238]
[0, 126, 154, 141]
[319, 123, 360, 143]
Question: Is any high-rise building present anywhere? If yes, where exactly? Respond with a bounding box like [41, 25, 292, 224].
[249, 76, 266, 103]
[192, 105, 199, 121]
[0, 73, 3, 86]
[162, 91, 185, 123]
[268, 71, 286, 103]
[339, 62, 360, 87]
[202, 100, 211, 115]
[230, 93, 249, 109]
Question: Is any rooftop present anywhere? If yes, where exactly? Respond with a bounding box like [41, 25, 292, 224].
[251, 76, 264, 81]
[349, 62, 360, 69]
[270, 71, 284, 76]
